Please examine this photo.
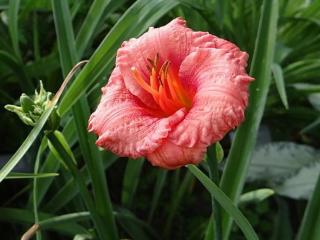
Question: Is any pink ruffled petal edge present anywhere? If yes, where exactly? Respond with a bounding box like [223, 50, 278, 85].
[147, 141, 206, 169]
[88, 67, 186, 158]
[168, 48, 254, 148]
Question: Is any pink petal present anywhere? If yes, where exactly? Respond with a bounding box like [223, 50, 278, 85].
[88, 67, 186, 158]
[168, 48, 254, 148]
[116, 17, 239, 108]
[147, 141, 206, 169]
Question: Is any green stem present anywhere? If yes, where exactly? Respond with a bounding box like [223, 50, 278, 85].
[47, 131, 109, 240]
[207, 144, 222, 240]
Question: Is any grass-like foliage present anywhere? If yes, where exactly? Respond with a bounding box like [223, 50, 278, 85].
[0, 0, 319, 239]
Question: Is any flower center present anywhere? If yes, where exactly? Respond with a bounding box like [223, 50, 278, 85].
[131, 54, 193, 115]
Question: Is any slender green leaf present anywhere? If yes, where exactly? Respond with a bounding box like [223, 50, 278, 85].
[76, 0, 110, 56]
[214, 0, 232, 31]
[116, 208, 160, 240]
[72, 99, 118, 237]
[148, 169, 167, 223]
[272, 63, 289, 109]
[0, 208, 89, 236]
[33, 118, 75, 206]
[284, 60, 320, 83]
[8, 0, 21, 59]
[271, 198, 293, 240]
[43, 153, 118, 212]
[51, 0, 78, 69]
[220, 0, 278, 238]
[51, 0, 118, 238]
[207, 144, 222, 240]
[4, 172, 58, 179]
[204, 216, 214, 240]
[0, 50, 33, 92]
[50, 130, 76, 165]
[293, 83, 320, 94]
[70, 0, 83, 18]
[39, 212, 91, 227]
[308, 93, 320, 111]
[300, 117, 320, 134]
[164, 171, 193, 235]
[32, 12, 40, 61]
[188, 165, 259, 240]
[297, 172, 320, 240]
[47, 130, 110, 240]
[122, 158, 144, 208]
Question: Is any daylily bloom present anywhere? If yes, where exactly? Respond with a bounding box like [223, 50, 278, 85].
[88, 18, 253, 169]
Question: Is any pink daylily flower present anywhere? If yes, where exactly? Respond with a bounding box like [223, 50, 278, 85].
[88, 18, 254, 169]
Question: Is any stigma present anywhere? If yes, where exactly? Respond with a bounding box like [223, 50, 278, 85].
[131, 54, 193, 115]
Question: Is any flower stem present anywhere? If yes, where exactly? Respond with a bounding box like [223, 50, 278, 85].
[207, 144, 222, 240]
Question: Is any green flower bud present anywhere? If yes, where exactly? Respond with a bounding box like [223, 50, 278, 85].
[5, 80, 55, 128]
[20, 94, 34, 112]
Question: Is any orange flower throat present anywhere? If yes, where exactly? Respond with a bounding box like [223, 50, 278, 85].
[131, 54, 193, 115]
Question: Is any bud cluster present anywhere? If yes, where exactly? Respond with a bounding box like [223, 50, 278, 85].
[5, 81, 60, 129]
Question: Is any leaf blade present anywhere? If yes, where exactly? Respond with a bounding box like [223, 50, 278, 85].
[272, 63, 289, 109]
[219, 0, 279, 238]
[188, 165, 259, 240]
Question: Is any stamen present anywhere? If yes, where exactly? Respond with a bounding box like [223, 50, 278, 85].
[131, 54, 193, 116]
[150, 68, 159, 90]
[158, 75, 164, 86]
[131, 67, 158, 96]
[163, 61, 169, 79]
[154, 53, 159, 68]
[159, 86, 180, 115]
[147, 58, 154, 68]
[166, 74, 182, 104]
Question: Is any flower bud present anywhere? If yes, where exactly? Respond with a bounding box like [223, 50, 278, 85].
[5, 81, 60, 130]
[20, 94, 34, 112]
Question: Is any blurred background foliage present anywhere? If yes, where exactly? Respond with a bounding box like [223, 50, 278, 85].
[0, 0, 319, 239]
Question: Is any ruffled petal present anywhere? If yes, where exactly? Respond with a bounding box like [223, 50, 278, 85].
[168, 48, 254, 148]
[191, 32, 250, 81]
[116, 17, 240, 108]
[88, 67, 186, 158]
[147, 141, 206, 169]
